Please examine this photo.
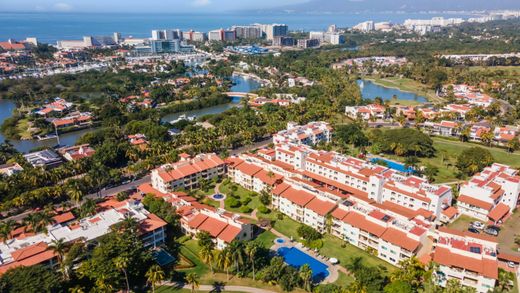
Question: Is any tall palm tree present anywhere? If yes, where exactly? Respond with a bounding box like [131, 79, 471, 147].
[229, 241, 245, 275]
[184, 272, 200, 293]
[200, 245, 215, 274]
[114, 256, 130, 292]
[0, 220, 16, 244]
[245, 242, 258, 280]
[216, 248, 232, 280]
[146, 264, 165, 293]
[299, 264, 313, 292]
[49, 238, 69, 279]
[497, 270, 514, 292]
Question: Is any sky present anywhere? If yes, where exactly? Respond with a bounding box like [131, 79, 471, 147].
[0, 0, 308, 13]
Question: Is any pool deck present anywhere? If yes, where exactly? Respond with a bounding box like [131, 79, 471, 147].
[271, 237, 339, 284]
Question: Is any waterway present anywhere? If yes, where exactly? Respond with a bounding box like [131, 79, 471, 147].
[161, 75, 262, 123]
[358, 80, 427, 103]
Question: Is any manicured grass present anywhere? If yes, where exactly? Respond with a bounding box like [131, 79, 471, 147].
[177, 240, 209, 276]
[272, 216, 301, 240]
[254, 230, 277, 249]
[219, 181, 260, 213]
[497, 209, 520, 254]
[332, 271, 355, 288]
[319, 235, 396, 273]
[382, 136, 520, 183]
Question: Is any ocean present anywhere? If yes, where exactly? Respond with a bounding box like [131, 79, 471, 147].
[0, 11, 475, 44]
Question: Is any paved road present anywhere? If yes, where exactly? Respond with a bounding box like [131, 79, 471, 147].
[163, 282, 277, 293]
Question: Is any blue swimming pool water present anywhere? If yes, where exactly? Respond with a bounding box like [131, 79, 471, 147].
[277, 247, 329, 282]
[275, 238, 285, 244]
[212, 193, 224, 200]
[371, 158, 415, 173]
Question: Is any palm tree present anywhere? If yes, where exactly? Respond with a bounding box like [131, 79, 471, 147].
[245, 242, 259, 280]
[325, 213, 333, 234]
[49, 238, 68, 278]
[0, 220, 16, 244]
[497, 269, 514, 292]
[114, 256, 130, 292]
[216, 248, 232, 280]
[299, 264, 313, 292]
[199, 244, 215, 274]
[184, 272, 200, 293]
[146, 264, 165, 293]
[346, 256, 364, 274]
[229, 241, 245, 275]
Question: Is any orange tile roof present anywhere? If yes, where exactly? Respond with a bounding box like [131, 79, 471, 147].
[342, 212, 386, 237]
[11, 242, 48, 261]
[457, 195, 493, 211]
[331, 207, 349, 220]
[488, 203, 509, 222]
[272, 183, 291, 195]
[52, 212, 75, 224]
[381, 228, 420, 252]
[441, 206, 458, 219]
[433, 247, 498, 279]
[139, 213, 167, 233]
[138, 183, 169, 198]
[254, 169, 283, 186]
[305, 197, 337, 216]
[279, 187, 315, 207]
[187, 214, 208, 229]
[437, 227, 497, 243]
[236, 162, 263, 177]
[197, 217, 228, 238]
[217, 225, 241, 243]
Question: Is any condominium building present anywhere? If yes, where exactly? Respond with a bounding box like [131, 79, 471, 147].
[151, 29, 182, 40]
[139, 183, 253, 250]
[261, 24, 288, 41]
[273, 121, 332, 146]
[151, 153, 226, 193]
[353, 21, 375, 32]
[0, 199, 167, 274]
[272, 36, 295, 47]
[297, 39, 320, 49]
[232, 26, 262, 39]
[345, 104, 386, 120]
[457, 163, 520, 223]
[226, 157, 283, 193]
[429, 227, 499, 293]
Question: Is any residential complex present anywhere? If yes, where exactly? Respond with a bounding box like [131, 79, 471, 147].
[457, 163, 520, 223]
[0, 199, 167, 274]
[273, 121, 332, 146]
[151, 153, 226, 193]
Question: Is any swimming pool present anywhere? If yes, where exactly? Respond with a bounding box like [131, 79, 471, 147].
[277, 247, 329, 282]
[371, 158, 414, 173]
[275, 238, 285, 244]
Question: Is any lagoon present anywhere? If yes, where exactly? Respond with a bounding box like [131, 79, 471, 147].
[358, 80, 427, 103]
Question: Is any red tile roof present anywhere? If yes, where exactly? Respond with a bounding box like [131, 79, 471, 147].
[217, 225, 241, 243]
[437, 227, 497, 243]
[139, 213, 167, 233]
[488, 203, 509, 222]
[236, 162, 263, 177]
[52, 212, 75, 224]
[187, 214, 208, 229]
[342, 212, 386, 237]
[381, 228, 420, 252]
[441, 206, 458, 219]
[11, 242, 49, 261]
[433, 247, 498, 279]
[279, 187, 315, 207]
[197, 217, 228, 238]
[305, 197, 337, 216]
[331, 207, 349, 220]
[457, 195, 493, 211]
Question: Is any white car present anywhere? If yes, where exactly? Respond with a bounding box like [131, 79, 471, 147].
[507, 262, 516, 268]
[471, 221, 485, 230]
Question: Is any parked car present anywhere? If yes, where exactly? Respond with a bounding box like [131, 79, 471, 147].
[507, 262, 516, 268]
[468, 227, 480, 234]
[471, 221, 485, 230]
[484, 227, 499, 236]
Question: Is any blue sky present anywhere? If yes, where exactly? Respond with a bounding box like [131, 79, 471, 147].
[1, 0, 308, 12]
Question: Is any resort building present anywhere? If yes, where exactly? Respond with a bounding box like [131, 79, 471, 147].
[273, 122, 332, 146]
[58, 144, 95, 161]
[345, 104, 386, 120]
[35, 98, 73, 116]
[138, 183, 253, 250]
[23, 149, 63, 169]
[50, 112, 93, 129]
[151, 153, 226, 193]
[429, 227, 499, 293]
[457, 163, 520, 223]
[226, 157, 283, 193]
[0, 199, 167, 274]
[421, 121, 460, 137]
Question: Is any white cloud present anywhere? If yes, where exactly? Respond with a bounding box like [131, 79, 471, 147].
[53, 2, 73, 11]
[192, 0, 211, 7]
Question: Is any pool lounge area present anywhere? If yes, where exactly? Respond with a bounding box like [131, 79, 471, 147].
[272, 238, 338, 283]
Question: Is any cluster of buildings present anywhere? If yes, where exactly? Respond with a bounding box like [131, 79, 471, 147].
[332, 56, 408, 69]
[20, 143, 97, 170]
[0, 198, 167, 274]
[220, 121, 519, 292]
[248, 94, 306, 108]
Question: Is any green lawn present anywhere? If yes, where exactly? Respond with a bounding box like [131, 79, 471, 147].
[178, 240, 209, 276]
[254, 230, 277, 249]
[382, 136, 520, 183]
[219, 181, 261, 213]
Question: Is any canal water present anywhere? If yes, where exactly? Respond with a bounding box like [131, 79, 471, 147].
[1, 78, 425, 153]
[161, 75, 262, 123]
[358, 80, 427, 102]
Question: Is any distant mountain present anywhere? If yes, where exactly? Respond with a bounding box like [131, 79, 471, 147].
[274, 0, 520, 13]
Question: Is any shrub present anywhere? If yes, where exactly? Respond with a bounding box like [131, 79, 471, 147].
[456, 147, 494, 176]
[257, 205, 271, 214]
[239, 206, 253, 213]
[241, 197, 252, 205]
[297, 224, 322, 242]
[226, 197, 241, 208]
